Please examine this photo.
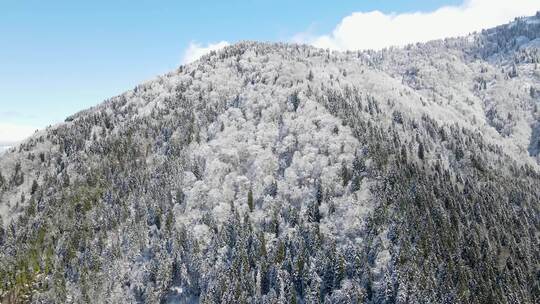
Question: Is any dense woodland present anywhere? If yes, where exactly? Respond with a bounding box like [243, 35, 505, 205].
[0, 14, 539, 304]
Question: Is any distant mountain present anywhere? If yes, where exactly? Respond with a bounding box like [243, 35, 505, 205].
[1, 14, 539, 304]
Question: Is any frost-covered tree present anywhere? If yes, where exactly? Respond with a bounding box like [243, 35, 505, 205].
[1, 13, 540, 303]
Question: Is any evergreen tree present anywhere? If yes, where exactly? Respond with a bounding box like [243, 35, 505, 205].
[341, 161, 350, 187]
[30, 179, 38, 195]
[418, 142, 425, 160]
[247, 186, 254, 212]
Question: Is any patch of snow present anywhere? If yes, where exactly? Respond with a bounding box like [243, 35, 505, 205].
[520, 38, 540, 49]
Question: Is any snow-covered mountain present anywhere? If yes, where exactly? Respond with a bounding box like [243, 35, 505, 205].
[1, 14, 539, 304]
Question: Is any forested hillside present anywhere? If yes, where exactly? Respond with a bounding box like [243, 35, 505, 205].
[1, 14, 539, 304]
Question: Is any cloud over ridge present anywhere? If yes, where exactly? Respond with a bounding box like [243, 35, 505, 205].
[302, 0, 540, 51]
[0, 122, 37, 147]
[182, 41, 230, 64]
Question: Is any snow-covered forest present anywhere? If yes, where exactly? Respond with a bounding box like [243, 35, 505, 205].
[0, 14, 539, 304]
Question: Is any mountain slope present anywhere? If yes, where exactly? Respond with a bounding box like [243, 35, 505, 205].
[1, 15, 540, 303]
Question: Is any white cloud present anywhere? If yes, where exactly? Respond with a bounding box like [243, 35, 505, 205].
[181, 41, 230, 64]
[298, 0, 540, 51]
[0, 122, 38, 147]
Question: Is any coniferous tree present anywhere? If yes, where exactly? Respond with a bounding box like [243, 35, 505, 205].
[30, 180, 38, 195]
[418, 142, 425, 160]
[247, 186, 254, 212]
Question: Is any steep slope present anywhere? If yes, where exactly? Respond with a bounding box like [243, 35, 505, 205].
[1, 15, 539, 303]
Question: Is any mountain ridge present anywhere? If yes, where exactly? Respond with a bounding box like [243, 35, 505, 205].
[1, 14, 539, 303]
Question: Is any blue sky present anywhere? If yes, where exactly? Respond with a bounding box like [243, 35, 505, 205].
[0, 0, 536, 145]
